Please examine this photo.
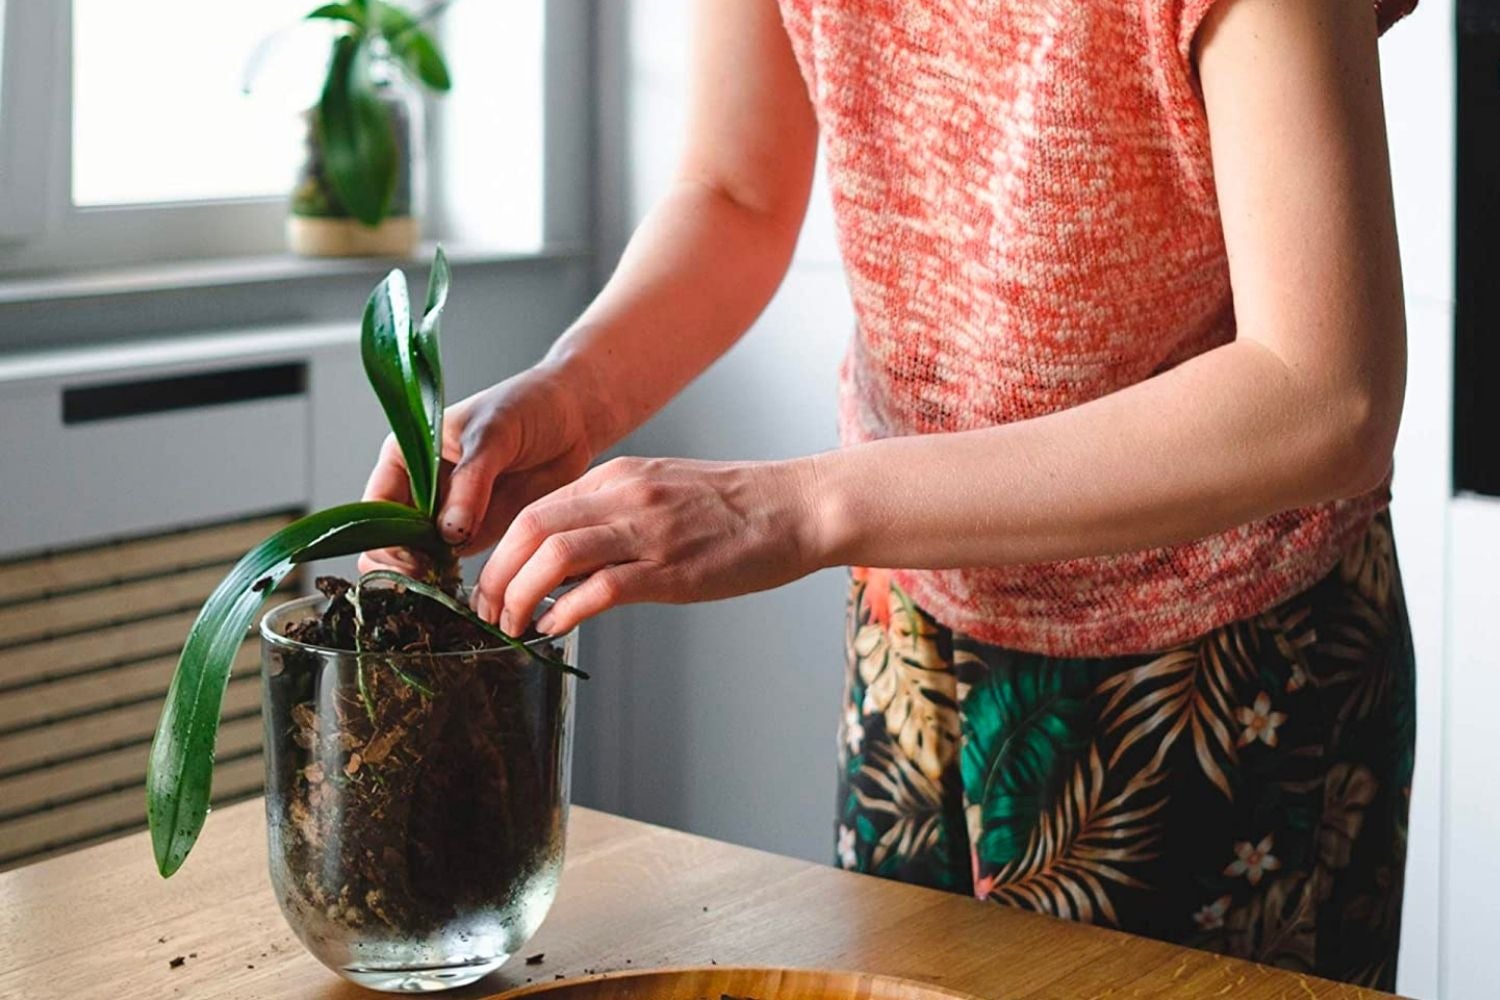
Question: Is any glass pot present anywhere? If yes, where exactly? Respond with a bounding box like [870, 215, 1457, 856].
[287, 37, 426, 257]
[259, 594, 576, 993]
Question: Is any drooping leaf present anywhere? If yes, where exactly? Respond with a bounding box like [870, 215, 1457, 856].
[146, 502, 439, 877]
[373, 2, 452, 91]
[317, 34, 397, 227]
[362, 267, 439, 515]
[306, 2, 362, 25]
[391, 28, 450, 91]
[414, 245, 449, 482]
[358, 569, 588, 678]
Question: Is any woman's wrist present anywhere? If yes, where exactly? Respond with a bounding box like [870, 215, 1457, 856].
[786, 450, 857, 573]
[537, 331, 631, 457]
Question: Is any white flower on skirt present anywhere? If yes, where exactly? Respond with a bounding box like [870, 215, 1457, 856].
[843, 705, 865, 755]
[837, 824, 858, 869]
[1224, 834, 1281, 886]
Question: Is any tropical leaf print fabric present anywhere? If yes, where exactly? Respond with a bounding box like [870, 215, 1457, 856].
[836, 513, 1415, 990]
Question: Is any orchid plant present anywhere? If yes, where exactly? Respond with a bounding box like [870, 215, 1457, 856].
[306, 0, 453, 225]
[146, 247, 583, 878]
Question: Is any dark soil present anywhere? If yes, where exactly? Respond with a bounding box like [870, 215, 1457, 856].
[264, 577, 570, 940]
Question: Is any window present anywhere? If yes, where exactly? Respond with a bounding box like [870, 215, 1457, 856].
[72, 0, 316, 207]
[0, 1, 555, 275]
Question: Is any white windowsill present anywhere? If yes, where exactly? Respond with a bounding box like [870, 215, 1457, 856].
[0, 241, 591, 307]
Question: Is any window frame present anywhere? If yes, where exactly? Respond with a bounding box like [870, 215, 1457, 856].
[0, 0, 58, 246]
[0, 0, 588, 277]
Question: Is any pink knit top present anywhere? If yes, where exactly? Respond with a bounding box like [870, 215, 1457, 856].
[777, 0, 1415, 657]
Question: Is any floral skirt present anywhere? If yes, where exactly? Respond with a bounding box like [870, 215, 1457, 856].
[836, 512, 1415, 990]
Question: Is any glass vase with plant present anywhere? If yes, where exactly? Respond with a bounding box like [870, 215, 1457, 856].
[147, 247, 588, 992]
[288, 1, 454, 257]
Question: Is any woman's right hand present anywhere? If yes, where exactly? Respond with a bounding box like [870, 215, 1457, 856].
[359, 361, 600, 573]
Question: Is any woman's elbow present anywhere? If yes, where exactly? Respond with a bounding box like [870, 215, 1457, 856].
[1321, 374, 1405, 500]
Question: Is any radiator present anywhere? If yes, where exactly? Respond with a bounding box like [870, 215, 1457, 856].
[0, 513, 300, 869]
[0, 323, 382, 870]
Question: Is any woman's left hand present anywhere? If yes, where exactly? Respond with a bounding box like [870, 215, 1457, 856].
[473, 455, 829, 637]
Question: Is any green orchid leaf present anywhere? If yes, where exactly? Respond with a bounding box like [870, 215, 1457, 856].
[373, 2, 452, 91]
[414, 245, 449, 486]
[306, 2, 362, 24]
[362, 266, 440, 515]
[317, 34, 397, 227]
[359, 569, 589, 679]
[146, 502, 439, 878]
[392, 28, 451, 91]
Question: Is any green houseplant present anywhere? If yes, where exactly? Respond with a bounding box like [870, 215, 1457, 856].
[148, 248, 586, 991]
[288, 0, 454, 257]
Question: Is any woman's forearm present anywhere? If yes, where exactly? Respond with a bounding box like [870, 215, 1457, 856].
[808, 335, 1400, 571]
[542, 178, 806, 456]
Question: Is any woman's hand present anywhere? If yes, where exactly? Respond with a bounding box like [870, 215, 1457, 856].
[474, 455, 828, 638]
[359, 362, 604, 573]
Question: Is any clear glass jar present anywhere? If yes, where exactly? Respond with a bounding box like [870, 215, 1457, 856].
[260, 594, 576, 993]
[288, 37, 426, 257]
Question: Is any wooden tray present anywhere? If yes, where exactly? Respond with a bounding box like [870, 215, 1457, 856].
[498, 967, 982, 1000]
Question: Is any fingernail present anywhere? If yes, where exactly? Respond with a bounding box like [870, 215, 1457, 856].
[536, 613, 557, 635]
[441, 507, 472, 542]
[474, 594, 492, 622]
[499, 610, 516, 635]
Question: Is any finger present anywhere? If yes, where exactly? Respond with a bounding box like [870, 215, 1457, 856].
[534, 563, 656, 636]
[439, 418, 522, 545]
[501, 525, 633, 636]
[362, 435, 413, 505]
[473, 493, 617, 626]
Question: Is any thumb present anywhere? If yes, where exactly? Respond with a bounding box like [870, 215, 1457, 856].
[438, 418, 521, 545]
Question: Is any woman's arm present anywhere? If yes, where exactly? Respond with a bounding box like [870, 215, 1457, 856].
[478, 0, 1407, 636]
[362, 0, 817, 559]
[543, 0, 819, 454]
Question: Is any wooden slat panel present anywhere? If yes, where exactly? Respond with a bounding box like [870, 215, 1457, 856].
[0, 675, 260, 776]
[0, 714, 264, 820]
[0, 753, 264, 866]
[1, 784, 263, 872]
[0, 642, 258, 733]
[0, 514, 295, 605]
[0, 611, 198, 689]
[0, 565, 239, 648]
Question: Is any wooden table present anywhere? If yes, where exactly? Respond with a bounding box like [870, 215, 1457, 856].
[0, 799, 1393, 999]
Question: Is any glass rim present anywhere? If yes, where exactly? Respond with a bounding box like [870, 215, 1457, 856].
[259, 592, 575, 658]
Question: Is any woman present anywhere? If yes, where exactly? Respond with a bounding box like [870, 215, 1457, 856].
[365, 0, 1416, 987]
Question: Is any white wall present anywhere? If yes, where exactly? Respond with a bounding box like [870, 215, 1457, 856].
[1381, 4, 1456, 997]
[1394, 6, 1500, 998]
[579, 2, 1462, 996]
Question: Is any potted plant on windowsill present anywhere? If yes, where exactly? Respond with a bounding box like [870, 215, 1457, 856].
[147, 247, 588, 993]
[287, 0, 453, 257]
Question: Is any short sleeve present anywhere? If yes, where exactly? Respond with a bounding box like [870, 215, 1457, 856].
[1172, 0, 1419, 65]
